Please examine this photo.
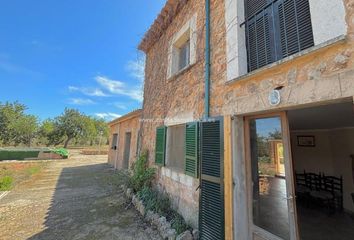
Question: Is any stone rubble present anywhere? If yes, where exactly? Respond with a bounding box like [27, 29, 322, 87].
[124, 186, 198, 240]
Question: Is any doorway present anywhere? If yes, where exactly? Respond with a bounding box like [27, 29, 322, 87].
[123, 132, 131, 169]
[287, 101, 354, 240]
[245, 113, 298, 240]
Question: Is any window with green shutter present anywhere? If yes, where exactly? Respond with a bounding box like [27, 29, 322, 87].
[185, 122, 199, 177]
[155, 126, 166, 166]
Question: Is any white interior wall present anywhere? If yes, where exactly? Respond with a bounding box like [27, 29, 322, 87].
[291, 128, 354, 212]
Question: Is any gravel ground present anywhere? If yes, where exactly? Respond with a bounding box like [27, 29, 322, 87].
[0, 151, 161, 240]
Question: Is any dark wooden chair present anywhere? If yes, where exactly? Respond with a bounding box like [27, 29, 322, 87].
[323, 174, 343, 211]
[295, 171, 308, 193]
[307, 172, 335, 214]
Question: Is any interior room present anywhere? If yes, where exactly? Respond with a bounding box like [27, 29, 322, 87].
[249, 100, 354, 240]
[288, 101, 354, 240]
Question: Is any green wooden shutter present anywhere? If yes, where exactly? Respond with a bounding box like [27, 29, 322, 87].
[199, 119, 224, 240]
[185, 122, 199, 177]
[155, 126, 166, 166]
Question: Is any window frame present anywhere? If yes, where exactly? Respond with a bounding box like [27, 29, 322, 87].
[167, 14, 197, 79]
[165, 124, 186, 173]
[243, 0, 315, 72]
[178, 40, 191, 72]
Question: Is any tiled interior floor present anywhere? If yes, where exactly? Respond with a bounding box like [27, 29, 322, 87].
[297, 202, 354, 240]
[256, 177, 354, 240]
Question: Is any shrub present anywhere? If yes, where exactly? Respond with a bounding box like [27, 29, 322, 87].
[137, 186, 190, 235]
[51, 148, 69, 158]
[128, 151, 155, 192]
[171, 213, 190, 235]
[0, 176, 13, 191]
[137, 186, 172, 215]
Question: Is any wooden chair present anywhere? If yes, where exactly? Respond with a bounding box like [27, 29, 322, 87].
[307, 172, 335, 214]
[322, 174, 343, 211]
[295, 171, 309, 194]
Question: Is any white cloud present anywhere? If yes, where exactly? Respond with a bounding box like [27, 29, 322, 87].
[112, 102, 128, 110]
[95, 112, 122, 121]
[68, 98, 95, 105]
[95, 76, 143, 102]
[126, 56, 145, 82]
[68, 86, 109, 97]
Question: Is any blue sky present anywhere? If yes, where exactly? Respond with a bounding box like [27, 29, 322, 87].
[0, 0, 166, 121]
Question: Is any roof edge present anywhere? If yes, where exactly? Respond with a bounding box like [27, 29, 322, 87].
[138, 0, 189, 53]
[108, 109, 142, 126]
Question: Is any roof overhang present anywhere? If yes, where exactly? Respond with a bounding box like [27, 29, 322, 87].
[108, 109, 142, 126]
[138, 0, 189, 53]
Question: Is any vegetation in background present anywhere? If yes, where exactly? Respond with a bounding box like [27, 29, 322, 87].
[0, 149, 40, 161]
[51, 148, 69, 158]
[0, 102, 38, 147]
[128, 151, 156, 192]
[0, 101, 109, 148]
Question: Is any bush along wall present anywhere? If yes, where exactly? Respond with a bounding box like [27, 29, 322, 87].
[123, 151, 199, 240]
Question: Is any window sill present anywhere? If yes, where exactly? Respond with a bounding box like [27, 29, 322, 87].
[160, 166, 198, 187]
[167, 61, 197, 81]
[226, 35, 347, 85]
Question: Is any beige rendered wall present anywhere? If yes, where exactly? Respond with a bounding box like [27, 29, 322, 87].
[291, 128, 354, 212]
[108, 124, 119, 167]
[115, 116, 140, 170]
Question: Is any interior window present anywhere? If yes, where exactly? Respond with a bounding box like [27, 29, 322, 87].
[166, 124, 185, 172]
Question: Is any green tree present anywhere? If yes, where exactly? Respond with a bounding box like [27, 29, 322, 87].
[54, 108, 86, 148]
[38, 119, 55, 146]
[11, 115, 38, 147]
[0, 101, 27, 145]
[81, 116, 97, 146]
[93, 118, 109, 144]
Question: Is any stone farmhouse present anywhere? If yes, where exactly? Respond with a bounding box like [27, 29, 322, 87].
[109, 0, 354, 239]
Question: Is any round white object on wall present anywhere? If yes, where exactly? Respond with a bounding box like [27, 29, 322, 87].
[269, 89, 281, 106]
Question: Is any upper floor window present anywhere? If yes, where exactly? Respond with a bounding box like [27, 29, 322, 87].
[178, 40, 191, 71]
[167, 14, 197, 79]
[244, 0, 314, 72]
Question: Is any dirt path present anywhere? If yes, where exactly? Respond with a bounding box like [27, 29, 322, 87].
[0, 152, 161, 240]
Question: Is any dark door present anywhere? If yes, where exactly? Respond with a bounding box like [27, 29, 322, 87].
[199, 118, 224, 240]
[123, 132, 132, 169]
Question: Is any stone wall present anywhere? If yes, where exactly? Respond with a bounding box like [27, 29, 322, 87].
[212, 0, 354, 116]
[141, 0, 354, 230]
[141, 0, 210, 228]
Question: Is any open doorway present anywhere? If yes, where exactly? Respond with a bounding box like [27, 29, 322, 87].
[288, 100, 354, 240]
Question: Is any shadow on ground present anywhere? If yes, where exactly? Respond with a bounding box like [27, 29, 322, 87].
[26, 162, 160, 240]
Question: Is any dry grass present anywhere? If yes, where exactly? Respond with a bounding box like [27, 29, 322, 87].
[0, 161, 48, 191]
